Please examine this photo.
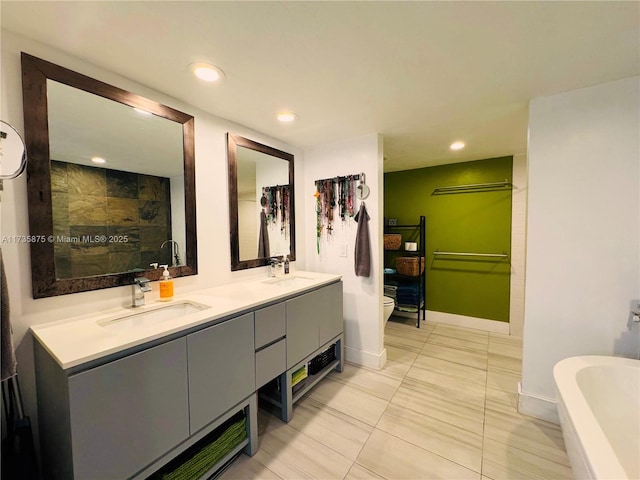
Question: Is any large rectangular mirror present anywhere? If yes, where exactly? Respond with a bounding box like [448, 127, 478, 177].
[227, 134, 295, 271]
[21, 53, 197, 298]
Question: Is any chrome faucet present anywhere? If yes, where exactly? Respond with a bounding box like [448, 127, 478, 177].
[132, 277, 152, 307]
[269, 257, 282, 277]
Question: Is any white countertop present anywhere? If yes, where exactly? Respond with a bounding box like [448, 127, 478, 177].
[30, 271, 341, 370]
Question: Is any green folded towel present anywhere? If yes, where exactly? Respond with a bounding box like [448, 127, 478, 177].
[162, 418, 247, 480]
[291, 365, 307, 386]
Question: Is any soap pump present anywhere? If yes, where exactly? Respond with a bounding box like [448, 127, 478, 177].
[159, 265, 174, 301]
[284, 255, 290, 275]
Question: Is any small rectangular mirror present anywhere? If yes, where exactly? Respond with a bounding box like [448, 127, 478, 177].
[228, 134, 295, 270]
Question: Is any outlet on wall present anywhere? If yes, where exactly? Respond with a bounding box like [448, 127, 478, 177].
[339, 244, 348, 257]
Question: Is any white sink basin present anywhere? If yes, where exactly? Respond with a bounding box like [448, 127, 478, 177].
[98, 301, 209, 332]
[262, 275, 315, 288]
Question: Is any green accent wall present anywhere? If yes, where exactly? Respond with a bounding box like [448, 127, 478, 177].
[384, 156, 513, 322]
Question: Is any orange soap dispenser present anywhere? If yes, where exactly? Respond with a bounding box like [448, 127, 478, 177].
[159, 265, 174, 301]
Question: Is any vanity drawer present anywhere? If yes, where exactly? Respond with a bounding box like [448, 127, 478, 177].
[255, 339, 286, 389]
[255, 303, 286, 349]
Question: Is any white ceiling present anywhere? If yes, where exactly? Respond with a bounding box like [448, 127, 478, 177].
[2, 1, 638, 172]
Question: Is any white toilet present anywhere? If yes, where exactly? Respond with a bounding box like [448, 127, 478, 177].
[383, 296, 395, 325]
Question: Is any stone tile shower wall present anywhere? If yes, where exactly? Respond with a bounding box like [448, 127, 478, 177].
[51, 160, 172, 279]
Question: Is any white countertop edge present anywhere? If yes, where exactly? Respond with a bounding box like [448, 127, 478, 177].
[31, 271, 342, 370]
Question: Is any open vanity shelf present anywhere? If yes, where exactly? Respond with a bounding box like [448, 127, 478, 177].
[259, 335, 343, 422]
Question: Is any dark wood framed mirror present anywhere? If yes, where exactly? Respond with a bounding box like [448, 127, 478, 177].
[21, 53, 197, 298]
[227, 134, 295, 271]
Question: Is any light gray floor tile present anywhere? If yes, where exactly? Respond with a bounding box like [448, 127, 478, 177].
[427, 333, 489, 353]
[345, 462, 386, 480]
[391, 378, 485, 435]
[384, 344, 420, 365]
[487, 352, 522, 374]
[412, 353, 487, 387]
[384, 331, 427, 353]
[377, 402, 483, 472]
[378, 358, 413, 381]
[219, 453, 283, 480]
[307, 377, 389, 426]
[488, 339, 522, 359]
[420, 343, 488, 370]
[433, 324, 489, 345]
[357, 429, 481, 479]
[328, 362, 402, 401]
[404, 366, 486, 408]
[486, 369, 520, 394]
[252, 421, 354, 480]
[485, 386, 519, 413]
[488, 332, 523, 346]
[380, 345, 419, 380]
[482, 438, 574, 480]
[484, 405, 570, 467]
[285, 397, 373, 460]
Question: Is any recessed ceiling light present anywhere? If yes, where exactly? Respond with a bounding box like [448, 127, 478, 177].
[450, 141, 465, 151]
[276, 111, 297, 123]
[91, 157, 106, 164]
[189, 63, 225, 82]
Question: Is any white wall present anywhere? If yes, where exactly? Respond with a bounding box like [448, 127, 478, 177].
[304, 134, 385, 369]
[509, 153, 527, 337]
[520, 76, 640, 421]
[0, 30, 305, 438]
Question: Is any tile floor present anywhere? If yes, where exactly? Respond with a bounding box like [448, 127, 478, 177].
[220, 317, 574, 480]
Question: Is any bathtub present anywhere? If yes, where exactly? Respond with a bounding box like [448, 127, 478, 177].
[553, 356, 639, 480]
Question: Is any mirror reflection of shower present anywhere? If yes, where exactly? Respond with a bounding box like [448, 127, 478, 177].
[161, 240, 181, 267]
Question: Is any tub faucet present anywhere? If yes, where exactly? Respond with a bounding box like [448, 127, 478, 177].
[161, 240, 181, 267]
[132, 277, 152, 307]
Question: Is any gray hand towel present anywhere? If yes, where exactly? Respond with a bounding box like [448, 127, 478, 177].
[354, 203, 371, 277]
[1, 248, 17, 381]
[258, 210, 270, 258]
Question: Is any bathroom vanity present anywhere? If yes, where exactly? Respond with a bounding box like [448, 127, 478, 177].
[31, 272, 343, 480]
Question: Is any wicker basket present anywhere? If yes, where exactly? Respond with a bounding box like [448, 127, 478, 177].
[384, 234, 402, 250]
[395, 256, 425, 276]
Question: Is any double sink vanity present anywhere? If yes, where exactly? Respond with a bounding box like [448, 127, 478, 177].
[20, 52, 327, 480]
[32, 272, 344, 479]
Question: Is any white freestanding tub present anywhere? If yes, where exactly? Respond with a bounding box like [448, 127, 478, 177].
[553, 355, 640, 480]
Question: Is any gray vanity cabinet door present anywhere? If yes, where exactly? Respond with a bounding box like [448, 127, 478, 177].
[255, 302, 286, 348]
[317, 282, 344, 346]
[67, 338, 189, 480]
[187, 313, 255, 434]
[285, 289, 322, 368]
[286, 282, 344, 369]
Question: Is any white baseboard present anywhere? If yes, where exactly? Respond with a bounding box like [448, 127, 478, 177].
[517, 382, 560, 424]
[423, 310, 510, 334]
[345, 345, 387, 370]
